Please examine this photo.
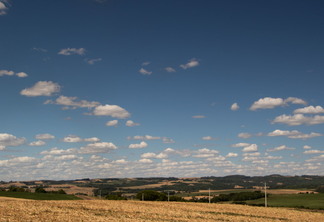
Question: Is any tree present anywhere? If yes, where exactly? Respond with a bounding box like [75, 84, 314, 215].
[35, 186, 47, 193]
[136, 190, 167, 201]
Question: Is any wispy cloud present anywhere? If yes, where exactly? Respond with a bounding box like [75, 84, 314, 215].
[165, 67, 176, 73]
[139, 68, 152, 75]
[192, 115, 206, 119]
[58, 48, 86, 56]
[45, 95, 100, 109]
[85, 58, 102, 65]
[180, 58, 199, 69]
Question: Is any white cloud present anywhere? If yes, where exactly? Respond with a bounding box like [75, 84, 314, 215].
[62, 136, 83, 143]
[193, 148, 219, 158]
[0, 145, 5, 151]
[304, 150, 324, 154]
[202, 136, 217, 140]
[180, 58, 199, 69]
[125, 120, 140, 127]
[29, 140, 46, 146]
[58, 48, 86, 56]
[165, 67, 176, 73]
[20, 81, 60, 97]
[35, 134, 55, 140]
[128, 141, 148, 149]
[40, 147, 77, 155]
[242, 144, 258, 152]
[268, 129, 322, 139]
[84, 137, 100, 142]
[294, 106, 324, 114]
[162, 137, 175, 143]
[243, 152, 260, 157]
[114, 159, 128, 164]
[138, 158, 153, 163]
[0, 1, 8, 15]
[141, 152, 168, 159]
[127, 135, 161, 140]
[16, 72, 28, 78]
[0, 70, 14, 76]
[226, 152, 238, 157]
[47, 95, 100, 109]
[303, 145, 312, 149]
[284, 97, 307, 105]
[0, 133, 26, 147]
[272, 114, 324, 126]
[238, 133, 252, 139]
[250, 97, 306, 110]
[231, 103, 239, 111]
[192, 115, 206, 119]
[232, 143, 250, 147]
[93, 104, 130, 119]
[139, 68, 152, 75]
[106, 120, 118, 127]
[85, 58, 102, 65]
[79, 142, 117, 154]
[267, 145, 295, 152]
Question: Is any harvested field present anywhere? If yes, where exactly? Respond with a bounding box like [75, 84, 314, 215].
[0, 199, 323, 221]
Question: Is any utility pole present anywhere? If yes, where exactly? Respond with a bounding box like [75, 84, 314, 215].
[209, 188, 211, 204]
[264, 182, 267, 207]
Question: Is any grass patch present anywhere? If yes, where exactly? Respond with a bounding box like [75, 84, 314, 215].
[246, 193, 324, 210]
[0, 191, 81, 200]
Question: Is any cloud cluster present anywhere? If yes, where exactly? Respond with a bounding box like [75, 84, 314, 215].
[45, 95, 100, 109]
[58, 48, 86, 56]
[62, 135, 100, 143]
[250, 97, 306, 110]
[21, 81, 60, 97]
[79, 142, 117, 154]
[35, 133, 55, 140]
[129, 141, 148, 149]
[268, 129, 322, 139]
[272, 114, 324, 126]
[0, 70, 28, 78]
[0, 133, 26, 147]
[294, 106, 324, 114]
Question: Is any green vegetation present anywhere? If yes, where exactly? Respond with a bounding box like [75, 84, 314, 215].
[105, 193, 127, 200]
[246, 193, 324, 210]
[0, 191, 81, 200]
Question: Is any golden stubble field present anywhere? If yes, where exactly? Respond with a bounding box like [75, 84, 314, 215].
[0, 198, 323, 221]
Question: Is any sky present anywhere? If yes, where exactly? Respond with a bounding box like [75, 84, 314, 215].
[0, 0, 324, 181]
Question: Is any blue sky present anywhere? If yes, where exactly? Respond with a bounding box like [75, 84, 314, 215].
[0, 0, 323, 180]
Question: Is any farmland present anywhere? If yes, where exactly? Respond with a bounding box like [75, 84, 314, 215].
[0, 191, 81, 200]
[0, 198, 323, 221]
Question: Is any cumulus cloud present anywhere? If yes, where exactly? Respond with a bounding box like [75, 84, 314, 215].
[267, 129, 322, 139]
[21, 81, 60, 97]
[35, 134, 55, 140]
[92, 104, 130, 119]
[162, 137, 175, 143]
[193, 148, 219, 158]
[226, 152, 238, 157]
[0, 145, 5, 151]
[303, 150, 324, 154]
[294, 106, 324, 114]
[303, 145, 312, 149]
[231, 103, 239, 111]
[138, 158, 153, 163]
[106, 120, 118, 127]
[242, 144, 258, 152]
[202, 136, 217, 140]
[232, 143, 250, 148]
[128, 141, 148, 149]
[62, 136, 100, 143]
[127, 135, 161, 140]
[180, 58, 199, 69]
[58, 48, 86, 56]
[192, 115, 206, 119]
[141, 152, 168, 159]
[267, 145, 295, 152]
[0, 133, 26, 147]
[29, 140, 46, 146]
[125, 120, 140, 127]
[165, 67, 176, 73]
[139, 68, 152, 75]
[79, 142, 117, 154]
[45, 95, 100, 109]
[85, 58, 102, 65]
[0, 70, 14, 76]
[16, 72, 28, 78]
[272, 114, 324, 126]
[40, 147, 77, 155]
[0, 1, 8, 15]
[250, 97, 306, 110]
[237, 133, 252, 139]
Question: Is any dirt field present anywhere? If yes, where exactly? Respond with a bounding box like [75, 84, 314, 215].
[0, 198, 323, 221]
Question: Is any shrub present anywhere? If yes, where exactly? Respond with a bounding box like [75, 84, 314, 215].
[136, 190, 167, 201]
